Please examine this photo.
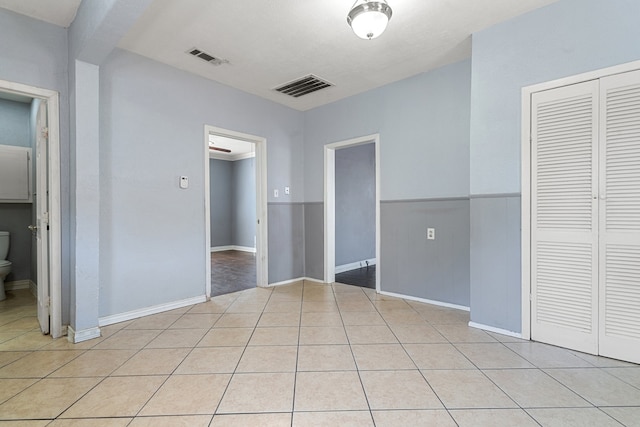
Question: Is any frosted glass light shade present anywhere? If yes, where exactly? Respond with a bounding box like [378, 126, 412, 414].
[347, 1, 392, 40]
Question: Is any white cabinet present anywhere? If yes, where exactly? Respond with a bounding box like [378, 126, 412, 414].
[0, 144, 32, 203]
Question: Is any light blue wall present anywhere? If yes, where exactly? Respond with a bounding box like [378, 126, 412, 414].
[210, 159, 233, 247]
[335, 143, 376, 266]
[210, 157, 256, 249]
[0, 99, 32, 283]
[469, 0, 640, 332]
[0, 9, 70, 323]
[232, 157, 256, 248]
[99, 49, 304, 316]
[305, 59, 471, 202]
[0, 98, 30, 147]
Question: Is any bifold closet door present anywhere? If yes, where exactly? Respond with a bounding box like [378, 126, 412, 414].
[598, 69, 640, 364]
[531, 80, 599, 354]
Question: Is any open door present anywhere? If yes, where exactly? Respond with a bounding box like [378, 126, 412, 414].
[35, 100, 50, 334]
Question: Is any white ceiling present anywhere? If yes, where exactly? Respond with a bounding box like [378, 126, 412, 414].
[209, 135, 255, 161]
[0, 0, 559, 111]
[0, 0, 80, 27]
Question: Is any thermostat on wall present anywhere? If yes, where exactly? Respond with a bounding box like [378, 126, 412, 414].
[180, 176, 189, 189]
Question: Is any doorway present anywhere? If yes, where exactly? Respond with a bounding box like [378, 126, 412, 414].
[324, 134, 381, 291]
[204, 125, 268, 297]
[0, 78, 62, 338]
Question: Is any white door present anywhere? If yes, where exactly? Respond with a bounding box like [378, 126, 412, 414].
[531, 80, 600, 354]
[598, 70, 640, 364]
[35, 100, 50, 334]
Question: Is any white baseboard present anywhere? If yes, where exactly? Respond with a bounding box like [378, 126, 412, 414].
[29, 280, 37, 296]
[4, 280, 31, 291]
[98, 295, 207, 327]
[266, 277, 331, 287]
[211, 245, 256, 253]
[303, 277, 326, 284]
[468, 321, 523, 339]
[267, 277, 306, 287]
[67, 325, 101, 343]
[335, 258, 376, 274]
[379, 290, 470, 312]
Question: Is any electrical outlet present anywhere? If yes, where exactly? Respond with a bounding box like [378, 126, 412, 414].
[285, 186, 290, 195]
[427, 228, 435, 240]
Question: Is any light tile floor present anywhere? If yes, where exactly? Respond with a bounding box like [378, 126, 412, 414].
[0, 283, 639, 426]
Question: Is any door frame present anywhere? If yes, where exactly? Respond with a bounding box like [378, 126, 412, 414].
[0, 78, 62, 338]
[324, 134, 381, 291]
[204, 125, 268, 297]
[521, 59, 640, 341]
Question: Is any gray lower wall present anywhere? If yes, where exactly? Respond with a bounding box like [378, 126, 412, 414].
[268, 203, 304, 284]
[210, 158, 232, 247]
[335, 143, 376, 266]
[304, 202, 324, 281]
[469, 195, 521, 332]
[381, 199, 470, 307]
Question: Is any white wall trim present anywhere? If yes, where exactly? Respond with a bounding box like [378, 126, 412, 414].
[303, 277, 326, 284]
[0, 79, 62, 339]
[469, 321, 523, 339]
[267, 277, 306, 287]
[210, 245, 256, 253]
[379, 290, 470, 312]
[268, 277, 327, 287]
[324, 134, 381, 293]
[4, 280, 31, 291]
[98, 295, 207, 327]
[67, 325, 101, 343]
[204, 125, 268, 299]
[335, 258, 376, 274]
[520, 59, 640, 342]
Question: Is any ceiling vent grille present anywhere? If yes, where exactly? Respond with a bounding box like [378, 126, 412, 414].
[274, 75, 333, 98]
[187, 48, 229, 66]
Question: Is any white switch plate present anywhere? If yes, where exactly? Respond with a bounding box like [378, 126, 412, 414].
[427, 228, 435, 240]
[285, 186, 290, 195]
[179, 176, 189, 189]
[274, 189, 279, 198]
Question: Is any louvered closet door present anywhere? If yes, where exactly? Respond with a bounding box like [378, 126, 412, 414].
[531, 80, 599, 354]
[598, 70, 640, 364]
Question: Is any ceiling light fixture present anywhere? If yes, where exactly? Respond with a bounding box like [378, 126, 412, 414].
[347, 0, 393, 40]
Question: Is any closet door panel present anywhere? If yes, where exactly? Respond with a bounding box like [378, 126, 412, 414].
[599, 69, 640, 364]
[531, 81, 599, 354]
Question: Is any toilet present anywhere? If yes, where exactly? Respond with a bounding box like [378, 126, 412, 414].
[0, 231, 11, 301]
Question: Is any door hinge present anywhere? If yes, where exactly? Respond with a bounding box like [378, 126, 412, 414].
[41, 127, 49, 139]
[42, 211, 49, 225]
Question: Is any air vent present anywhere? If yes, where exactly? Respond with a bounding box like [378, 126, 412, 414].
[187, 48, 229, 66]
[274, 75, 333, 98]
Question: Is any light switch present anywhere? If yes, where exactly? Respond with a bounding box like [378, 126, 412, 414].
[180, 176, 189, 189]
[285, 186, 290, 195]
[427, 228, 435, 240]
[274, 189, 279, 198]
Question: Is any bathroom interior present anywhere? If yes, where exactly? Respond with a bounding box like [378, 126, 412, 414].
[0, 93, 40, 303]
